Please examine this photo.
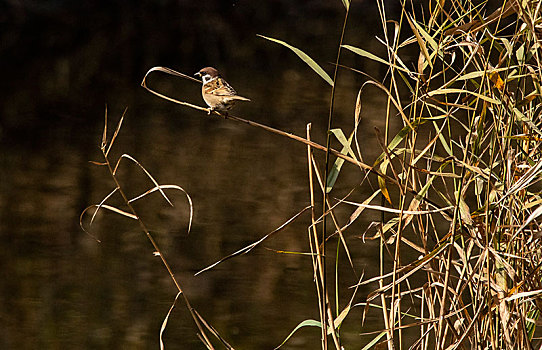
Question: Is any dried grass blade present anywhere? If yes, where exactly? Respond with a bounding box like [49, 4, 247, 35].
[406, 14, 433, 68]
[500, 158, 542, 203]
[101, 106, 108, 150]
[411, 14, 438, 53]
[512, 108, 542, 137]
[457, 196, 473, 227]
[505, 289, 542, 302]
[444, 2, 517, 37]
[447, 304, 484, 350]
[90, 187, 120, 226]
[105, 107, 127, 158]
[83, 204, 138, 220]
[333, 304, 351, 330]
[411, 126, 444, 165]
[100, 204, 138, 219]
[518, 205, 542, 232]
[192, 309, 233, 349]
[79, 207, 103, 242]
[160, 291, 182, 350]
[354, 85, 363, 125]
[426, 88, 501, 105]
[141, 66, 210, 113]
[141, 66, 201, 85]
[457, 67, 513, 81]
[343, 200, 453, 215]
[358, 239, 450, 288]
[340, 190, 381, 231]
[401, 176, 436, 231]
[195, 206, 311, 275]
[89, 161, 107, 166]
[263, 247, 316, 256]
[118, 154, 174, 206]
[310, 154, 356, 271]
[129, 184, 194, 234]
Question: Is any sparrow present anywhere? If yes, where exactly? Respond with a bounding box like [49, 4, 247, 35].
[194, 67, 250, 114]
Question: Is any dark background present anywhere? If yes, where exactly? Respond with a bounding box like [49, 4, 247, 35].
[0, 1, 407, 348]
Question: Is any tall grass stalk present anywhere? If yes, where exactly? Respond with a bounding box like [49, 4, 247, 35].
[81, 109, 233, 349]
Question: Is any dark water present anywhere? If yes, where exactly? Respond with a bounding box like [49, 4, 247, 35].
[0, 1, 407, 348]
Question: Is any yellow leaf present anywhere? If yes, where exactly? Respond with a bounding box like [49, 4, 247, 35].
[489, 71, 505, 91]
[378, 161, 393, 205]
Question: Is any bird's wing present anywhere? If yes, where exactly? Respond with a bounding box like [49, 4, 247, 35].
[205, 78, 238, 96]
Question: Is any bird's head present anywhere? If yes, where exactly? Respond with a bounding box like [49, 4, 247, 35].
[195, 67, 220, 84]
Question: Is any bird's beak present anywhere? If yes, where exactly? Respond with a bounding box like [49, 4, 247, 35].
[194, 72, 201, 77]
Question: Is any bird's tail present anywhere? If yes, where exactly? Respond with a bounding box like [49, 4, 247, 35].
[232, 95, 251, 102]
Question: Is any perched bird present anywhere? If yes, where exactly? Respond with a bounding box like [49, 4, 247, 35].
[194, 67, 250, 114]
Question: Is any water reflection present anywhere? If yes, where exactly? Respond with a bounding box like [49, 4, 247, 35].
[0, 1, 401, 348]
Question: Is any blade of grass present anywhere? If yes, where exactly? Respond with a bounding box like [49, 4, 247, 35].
[128, 184, 194, 234]
[342, 45, 412, 73]
[274, 319, 322, 349]
[257, 34, 334, 86]
[326, 129, 356, 193]
[195, 206, 311, 275]
[160, 292, 182, 350]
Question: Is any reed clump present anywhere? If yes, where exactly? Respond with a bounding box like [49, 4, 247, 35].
[336, 1, 542, 349]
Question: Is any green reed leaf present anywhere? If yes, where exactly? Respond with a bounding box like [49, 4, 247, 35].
[342, 45, 411, 73]
[326, 129, 355, 193]
[406, 14, 433, 68]
[427, 88, 501, 105]
[258, 34, 334, 86]
[274, 319, 321, 349]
